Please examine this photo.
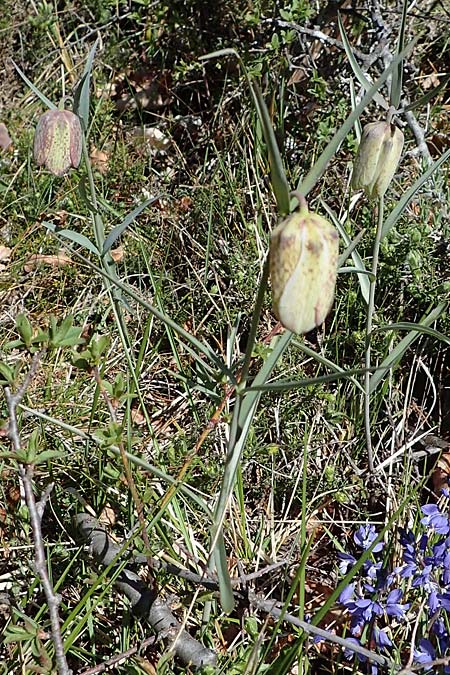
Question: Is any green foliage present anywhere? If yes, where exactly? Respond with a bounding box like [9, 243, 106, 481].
[0, 1, 449, 673]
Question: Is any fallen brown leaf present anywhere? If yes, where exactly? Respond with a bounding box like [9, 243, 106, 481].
[0, 245, 11, 261]
[110, 245, 124, 262]
[24, 252, 72, 273]
[90, 146, 109, 174]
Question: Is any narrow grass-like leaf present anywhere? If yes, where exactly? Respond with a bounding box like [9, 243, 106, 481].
[291, 341, 366, 394]
[337, 227, 366, 267]
[381, 147, 450, 238]
[199, 47, 240, 61]
[250, 83, 290, 214]
[402, 76, 450, 113]
[322, 202, 370, 304]
[48, 236, 236, 383]
[211, 331, 293, 610]
[12, 61, 56, 110]
[390, 0, 408, 109]
[338, 266, 375, 279]
[102, 196, 159, 255]
[73, 37, 100, 131]
[369, 302, 447, 393]
[43, 221, 100, 255]
[374, 322, 450, 345]
[246, 366, 379, 393]
[338, 13, 389, 111]
[200, 48, 290, 214]
[297, 38, 417, 196]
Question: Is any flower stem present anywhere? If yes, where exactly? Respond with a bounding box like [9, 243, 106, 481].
[364, 195, 384, 475]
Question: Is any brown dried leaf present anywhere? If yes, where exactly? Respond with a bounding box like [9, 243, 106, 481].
[24, 252, 72, 273]
[90, 146, 109, 174]
[110, 245, 124, 262]
[422, 73, 440, 90]
[0, 246, 12, 262]
[98, 504, 116, 527]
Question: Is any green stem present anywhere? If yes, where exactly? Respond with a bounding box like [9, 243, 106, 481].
[364, 195, 384, 474]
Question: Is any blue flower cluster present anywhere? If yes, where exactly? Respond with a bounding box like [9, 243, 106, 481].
[337, 505, 450, 673]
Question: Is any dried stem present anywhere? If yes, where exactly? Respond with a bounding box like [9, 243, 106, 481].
[4, 351, 70, 675]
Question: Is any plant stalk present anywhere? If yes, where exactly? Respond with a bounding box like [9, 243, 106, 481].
[364, 195, 384, 474]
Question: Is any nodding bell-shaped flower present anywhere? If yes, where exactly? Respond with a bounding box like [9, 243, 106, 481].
[269, 194, 339, 335]
[352, 111, 404, 199]
[33, 109, 82, 176]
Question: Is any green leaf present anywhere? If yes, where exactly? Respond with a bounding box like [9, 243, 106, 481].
[33, 449, 66, 464]
[199, 47, 240, 61]
[211, 331, 293, 610]
[337, 13, 389, 111]
[11, 61, 57, 110]
[250, 83, 290, 215]
[199, 48, 290, 214]
[16, 313, 33, 347]
[401, 76, 450, 114]
[43, 221, 100, 256]
[246, 367, 378, 393]
[297, 37, 417, 196]
[102, 196, 159, 255]
[0, 362, 15, 384]
[374, 322, 450, 345]
[381, 148, 450, 239]
[390, 0, 408, 109]
[73, 37, 100, 131]
[322, 202, 370, 304]
[369, 303, 447, 393]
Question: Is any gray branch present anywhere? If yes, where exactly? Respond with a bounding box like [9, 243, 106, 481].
[4, 351, 70, 675]
[75, 513, 217, 670]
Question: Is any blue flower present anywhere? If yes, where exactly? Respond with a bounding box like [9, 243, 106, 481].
[414, 638, 435, 665]
[385, 588, 410, 618]
[373, 626, 392, 648]
[354, 525, 384, 552]
[338, 552, 356, 575]
[421, 504, 450, 535]
[343, 636, 365, 661]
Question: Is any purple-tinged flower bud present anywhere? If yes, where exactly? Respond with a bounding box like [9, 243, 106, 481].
[352, 119, 404, 199]
[33, 109, 82, 176]
[269, 195, 339, 335]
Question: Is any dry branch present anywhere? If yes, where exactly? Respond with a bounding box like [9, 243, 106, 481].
[4, 351, 70, 675]
[75, 512, 217, 670]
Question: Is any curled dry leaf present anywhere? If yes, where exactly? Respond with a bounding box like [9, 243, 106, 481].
[24, 252, 72, 273]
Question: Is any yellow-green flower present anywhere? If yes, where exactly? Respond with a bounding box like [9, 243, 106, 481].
[270, 198, 339, 335]
[352, 120, 404, 199]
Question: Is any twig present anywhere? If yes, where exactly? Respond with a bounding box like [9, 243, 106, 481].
[4, 351, 70, 675]
[75, 513, 217, 670]
[131, 549, 287, 590]
[249, 590, 392, 669]
[270, 18, 374, 64]
[76, 635, 156, 675]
